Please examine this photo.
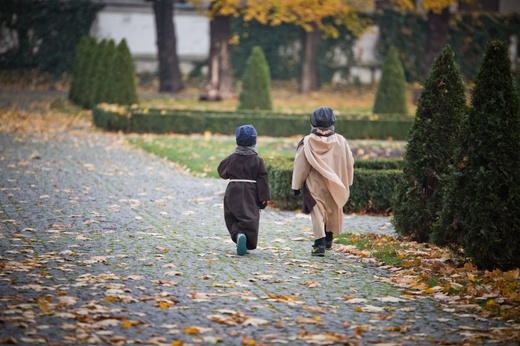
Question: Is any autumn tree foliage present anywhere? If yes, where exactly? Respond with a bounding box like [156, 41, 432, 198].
[433, 41, 520, 270]
[196, 0, 371, 99]
[392, 45, 466, 242]
[241, 0, 372, 94]
[237, 46, 273, 111]
[372, 46, 408, 115]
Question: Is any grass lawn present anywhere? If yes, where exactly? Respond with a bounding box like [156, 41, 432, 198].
[127, 134, 302, 178]
[139, 80, 418, 116]
[131, 81, 411, 177]
[127, 133, 406, 178]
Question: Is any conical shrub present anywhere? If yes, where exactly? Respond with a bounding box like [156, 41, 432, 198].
[90, 39, 117, 108]
[69, 37, 138, 108]
[85, 39, 107, 109]
[69, 36, 97, 107]
[392, 45, 466, 242]
[373, 46, 408, 115]
[237, 46, 273, 111]
[69, 35, 88, 105]
[111, 39, 138, 105]
[433, 41, 520, 270]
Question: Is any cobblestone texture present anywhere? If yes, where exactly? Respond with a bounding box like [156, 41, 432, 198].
[0, 126, 518, 345]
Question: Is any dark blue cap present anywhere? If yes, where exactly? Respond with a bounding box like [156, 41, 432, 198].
[235, 124, 257, 146]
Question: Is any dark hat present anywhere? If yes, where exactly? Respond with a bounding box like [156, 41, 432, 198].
[236, 124, 257, 146]
[310, 106, 336, 128]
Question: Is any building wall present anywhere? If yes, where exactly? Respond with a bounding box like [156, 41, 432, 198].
[90, 0, 519, 83]
[90, 1, 209, 73]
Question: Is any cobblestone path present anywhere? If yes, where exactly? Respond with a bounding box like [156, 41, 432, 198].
[0, 125, 518, 345]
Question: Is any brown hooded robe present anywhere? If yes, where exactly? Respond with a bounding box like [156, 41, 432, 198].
[218, 152, 270, 250]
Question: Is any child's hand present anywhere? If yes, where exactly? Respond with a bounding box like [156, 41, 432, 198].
[259, 201, 268, 209]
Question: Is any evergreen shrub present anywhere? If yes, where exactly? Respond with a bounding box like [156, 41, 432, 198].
[237, 46, 273, 111]
[112, 39, 138, 105]
[373, 46, 408, 115]
[69, 36, 92, 105]
[347, 169, 402, 214]
[77, 37, 98, 108]
[392, 45, 466, 242]
[92, 39, 117, 107]
[86, 39, 108, 109]
[69, 36, 138, 109]
[264, 157, 402, 213]
[433, 41, 520, 270]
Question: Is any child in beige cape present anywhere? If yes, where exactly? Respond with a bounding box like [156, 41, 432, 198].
[292, 107, 354, 256]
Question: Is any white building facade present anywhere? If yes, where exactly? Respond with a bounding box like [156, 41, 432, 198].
[91, 0, 519, 83]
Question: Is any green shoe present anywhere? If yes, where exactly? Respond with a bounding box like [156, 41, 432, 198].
[236, 234, 247, 256]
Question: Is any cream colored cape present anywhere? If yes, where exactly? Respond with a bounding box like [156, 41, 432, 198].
[292, 133, 354, 209]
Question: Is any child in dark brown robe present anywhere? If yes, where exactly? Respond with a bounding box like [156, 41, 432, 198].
[217, 125, 271, 256]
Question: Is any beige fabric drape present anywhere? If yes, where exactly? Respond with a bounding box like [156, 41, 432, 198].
[292, 133, 354, 236]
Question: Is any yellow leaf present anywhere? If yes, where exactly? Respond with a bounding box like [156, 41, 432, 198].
[184, 326, 200, 335]
[159, 301, 170, 309]
[38, 298, 51, 314]
[171, 341, 184, 346]
[423, 288, 436, 295]
[103, 296, 119, 302]
[241, 334, 257, 346]
[122, 319, 139, 329]
[485, 299, 497, 307]
[504, 269, 520, 281]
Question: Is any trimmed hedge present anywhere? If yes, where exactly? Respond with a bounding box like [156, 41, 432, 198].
[93, 106, 413, 140]
[265, 157, 402, 214]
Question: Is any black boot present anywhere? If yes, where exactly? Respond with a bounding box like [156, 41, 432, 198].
[325, 231, 334, 250]
[311, 237, 325, 257]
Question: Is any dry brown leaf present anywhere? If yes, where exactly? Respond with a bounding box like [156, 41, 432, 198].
[296, 316, 321, 325]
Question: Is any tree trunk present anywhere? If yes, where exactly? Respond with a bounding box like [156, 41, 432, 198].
[153, 0, 183, 93]
[424, 8, 450, 75]
[300, 28, 321, 94]
[200, 14, 233, 101]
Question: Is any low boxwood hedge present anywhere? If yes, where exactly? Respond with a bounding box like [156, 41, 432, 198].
[265, 157, 402, 214]
[93, 105, 413, 140]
